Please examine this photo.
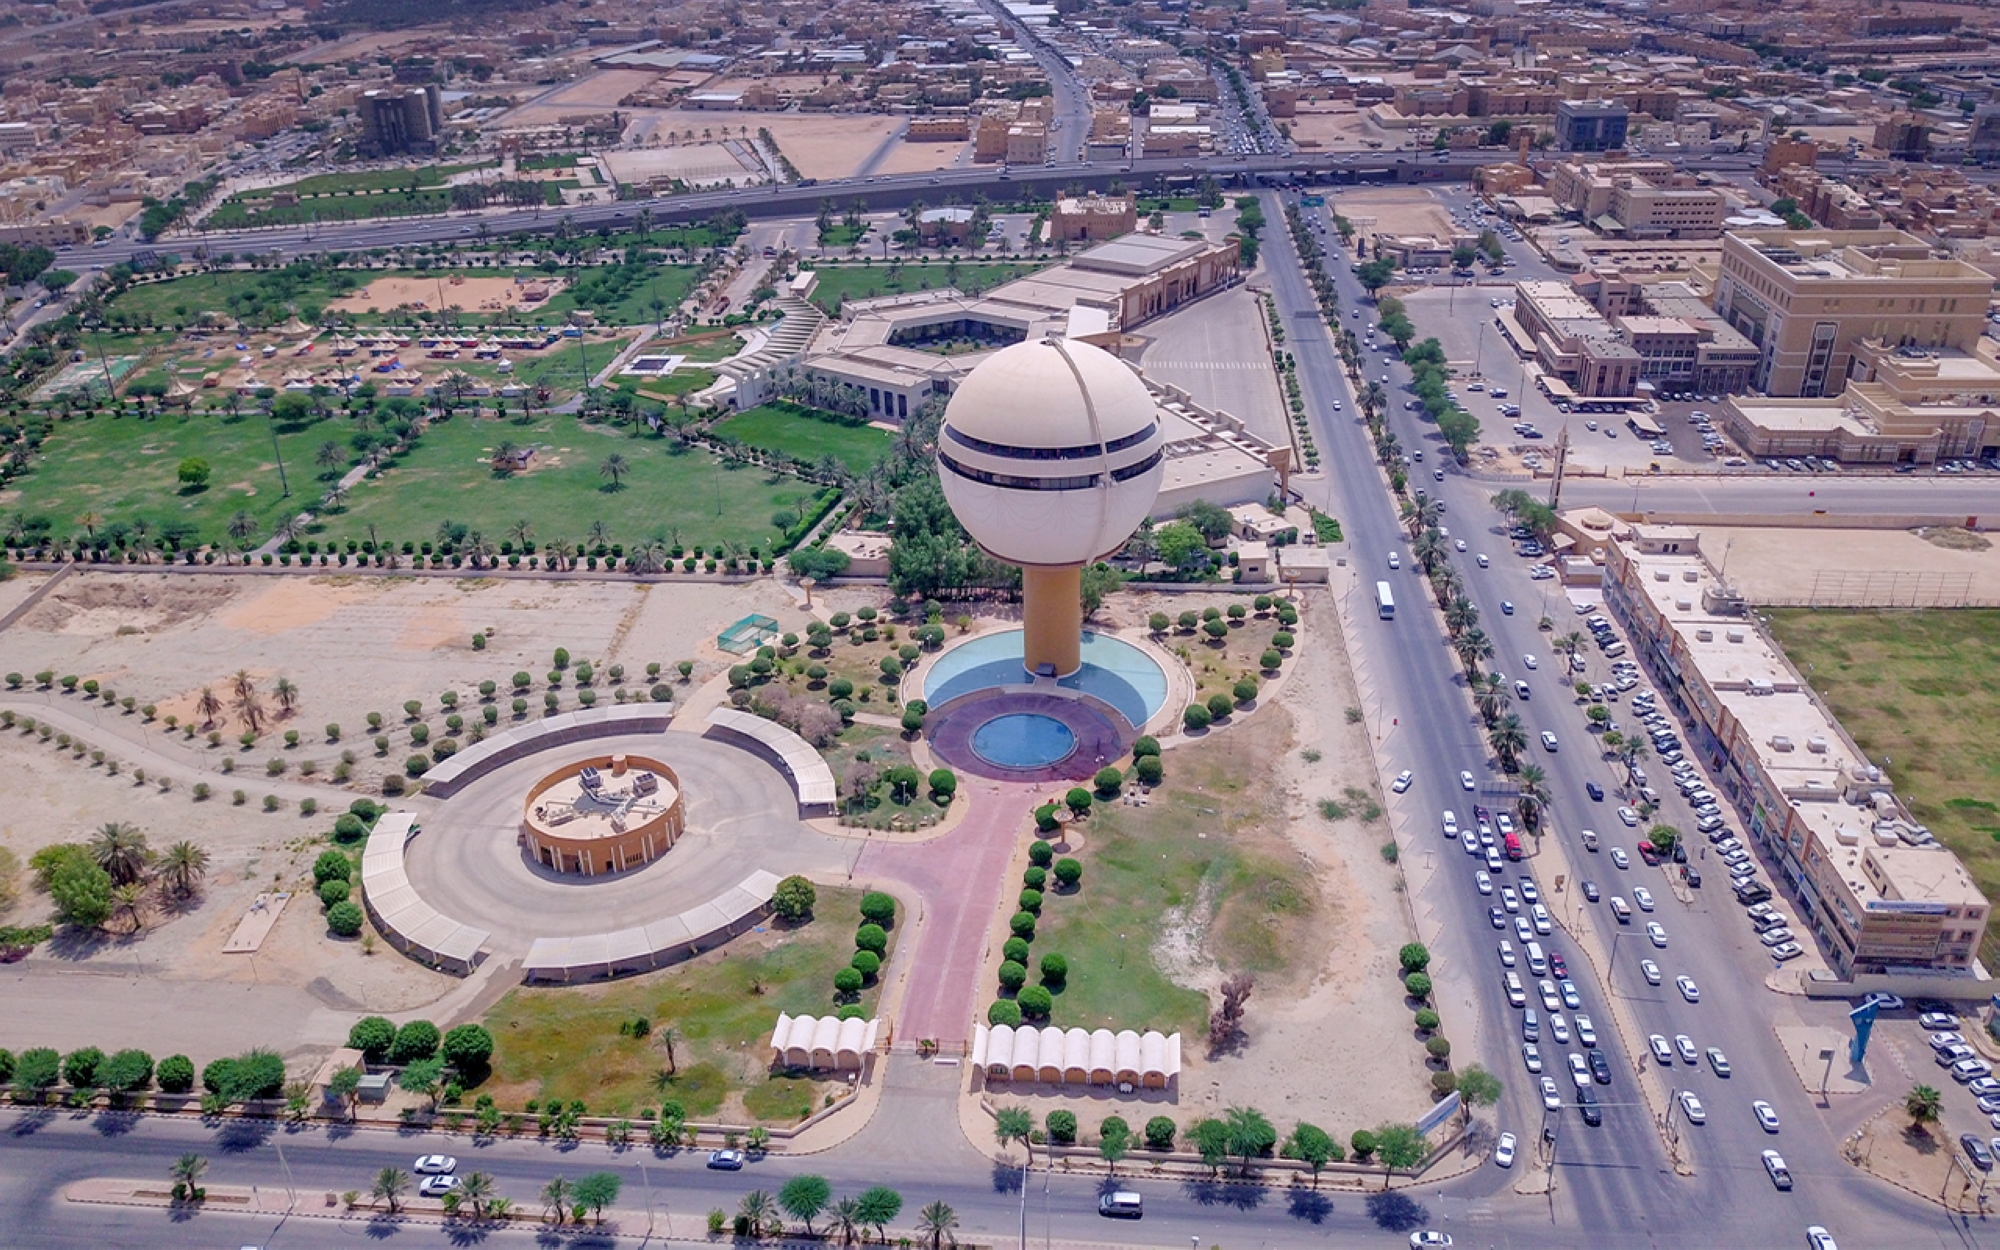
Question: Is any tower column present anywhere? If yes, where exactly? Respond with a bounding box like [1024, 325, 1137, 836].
[1020, 564, 1083, 678]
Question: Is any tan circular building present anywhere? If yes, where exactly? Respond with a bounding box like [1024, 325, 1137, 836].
[522, 754, 684, 876]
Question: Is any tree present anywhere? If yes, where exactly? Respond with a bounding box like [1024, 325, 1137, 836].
[170, 1152, 207, 1199]
[772, 874, 817, 921]
[599, 453, 629, 490]
[328, 1065, 362, 1119]
[1457, 1065, 1503, 1121]
[372, 1166, 410, 1213]
[1224, 1105, 1277, 1174]
[347, 1016, 396, 1062]
[1370, 1122, 1427, 1188]
[540, 1176, 572, 1224]
[573, 1172, 622, 1224]
[1647, 824, 1680, 857]
[1098, 1116, 1131, 1173]
[397, 1056, 446, 1108]
[177, 457, 210, 489]
[1906, 1083, 1944, 1131]
[1358, 256, 1396, 296]
[49, 855, 113, 928]
[918, 1199, 959, 1249]
[90, 822, 151, 886]
[1399, 942, 1431, 973]
[457, 1170, 496, 1219]
[995, 1105, 1034, 1162]
[1287, 1122, 1338, 1186]
[780, 1174, 832, 1233]
[1189, 1117, 1231, 1175]
[830, 1196, 865, 1244]
[1155, 520, 1208, 573]
[441, 1024, 494, 1077]
[855, 1186, 903, 1242]
[390, 1019, 441, 1064]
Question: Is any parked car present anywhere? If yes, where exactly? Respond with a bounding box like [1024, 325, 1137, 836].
[1494, 1132, 1517, 1169]
[707, 1150, 747, 1170]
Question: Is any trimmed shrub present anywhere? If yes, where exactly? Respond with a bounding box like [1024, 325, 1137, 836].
[1029, 841, 1055, 868]
[1053, 858, 1082, 888]
[851, 949, 881, 978]
[347, 1017, 395, 1062]
[1145, 1116, 1177, 1150]
[1064, 787, 1092, 816]
[318, 879, 350, 907]
[333, 813, 366, 842]
[988, 1000, 1022, 1027]
[998, 961, 1028, 991]
[1003, 937, 1031, 965]
[1399, 943, 1431, 973]
[1039, 953, 1068, 984]
[1018, 888, 1043, 912]
[1233, 678, 1258, 705]
[326, 900, 363, 936]
[1351, 1129, 1377, 1160]
[1183, 703, 1212, 731]
[1023, 866, 1047, 890]
[1260, 649, 1283, 671]
[1046, 1110, 1078, 1144]
[859, 892, 897, 926]
[1132, 735, 1161, 758]
[313, 849, 352, 886]
[441, 1024, 494, 1076]
[1033, 804, 1059, 833]
[1414, 1009, 1440, 1032]
[1404, 972, 1433, 1000]
[1272, 631, 1295, 650]
[1426, 1035, 1452, 1060]
[1009, 911, 1037, 939]
[1093, 766, 1123, 796]
[1016, 985, 1053, 1019]
[833, 967, 863, 995]
[1134, 755, 1164, 785]
[157, 1054, 196, 1094]
[928, 768, 957, 801]
[855, 923, 888, 954]
[389, 1020, 441, 1064]
[772, 874, 817, 922]
[1206, 693, 1234, 721]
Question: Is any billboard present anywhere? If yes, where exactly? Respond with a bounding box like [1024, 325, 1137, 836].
[1417, 1091, 1460, 1136]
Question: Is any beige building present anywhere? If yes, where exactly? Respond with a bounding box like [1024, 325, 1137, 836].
[1602, 526, 1989, 978]
[1051, 192, 1137, 244]
[1713, 229, 1996, 398]
[1722, 334, 2000, 464]
[0, 219, 88, 247]
[1605, 180, 1724, 239]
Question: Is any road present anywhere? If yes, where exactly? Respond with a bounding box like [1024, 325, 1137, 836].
[979, 0, 1089, 163]
[1569, 475, 2000, 520]
[1263, 189, 1967, 1246]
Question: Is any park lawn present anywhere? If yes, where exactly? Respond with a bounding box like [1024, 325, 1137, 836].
[817, 224, 869, 248]
[107, 268, 358, 327]
[480, 885, 894, 1120]
[712, 403, 893, 474]
[805, 261, 1049, 315]
[662, 331, 745, 364]
[1768, 609, 2000, 967]
[310, 407, 826, 553]
[1027, 707, 1319, 1038]
[453, 332, 639, 402]
[536, 263, 700, 327]
[245, 163, 492, 197]
[4, 406, 365, 548]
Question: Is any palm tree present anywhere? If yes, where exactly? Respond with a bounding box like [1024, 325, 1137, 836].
[587, 520, 612, 549]
[464, 531, 497, 568]
[170, 1152, 207, 1195]
[458, 1171, 495, 1219]
[541, 1176, 572, 1224]
[994, 1105, 1033, 1165]
[655, 1025, 680, 1075]
[1906, 1084, 1944, 1132]
[273, 676, 299, 716]
[1399, 495, 1442, 540]
[91, 822, 152, 886]
[829, 1197, 864, 1245]
[1454, 626, 1495, 676]
[599, 453, 630, 490]
[1488, 714, 1527, 771]
[1444, 596, 1479, 638]
[1474, 673, 1511, 725]
[1412, 528, 1449, 573]
[372, 1166, 410, 1213]
[918, 1200, 959, 1249]
[231, 670, 265, 734]
[158, 841, 210, 899]
[112, 881, 147, 932]
[196, 686, 223, 728]
[1515, 764, 1551, 832]
[737, 1189, 778, 1237]
[315, 441, 344, 474]
[507, 518, 534, 549]
[226, 510, 259, 553]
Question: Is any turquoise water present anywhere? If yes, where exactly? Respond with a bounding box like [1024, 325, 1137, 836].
[921, 629, 1168, 729]
[971, 713, 1078, 769]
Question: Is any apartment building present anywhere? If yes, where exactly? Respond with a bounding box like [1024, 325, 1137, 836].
[1602, 526, 1989, 979]
[1605, 179, 1724, 240]
[1712, 228, 1995, 398]
[1555, 99, 1629, 152]
[1511, 279, 1641, 397]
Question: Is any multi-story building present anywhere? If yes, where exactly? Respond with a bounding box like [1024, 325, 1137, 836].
[1511, 276, 1757, 398]
[1600, 526, 1989, 979]
[1555, 99, 1628, 152]
[358, 85, 442, 155]
[1051, 192, 1136, 244]
[1722, 334, 2000, 465]
[1605, 179, 1725, 240]
[1712, 228, 1995, 398]
[1511, 279, 1641, 397]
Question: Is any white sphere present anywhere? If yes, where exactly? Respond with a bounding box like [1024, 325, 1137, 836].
[937, 338, 1164, 567]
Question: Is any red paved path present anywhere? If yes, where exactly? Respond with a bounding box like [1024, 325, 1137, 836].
[858, 780, 1040, 1047]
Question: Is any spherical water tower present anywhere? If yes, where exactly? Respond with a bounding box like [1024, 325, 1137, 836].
[936, 337, 1165, 677]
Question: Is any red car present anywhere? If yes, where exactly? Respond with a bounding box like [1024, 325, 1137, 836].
[1636, 841, 1660, 865]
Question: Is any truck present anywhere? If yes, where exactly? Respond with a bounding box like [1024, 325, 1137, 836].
[1503, 832, 1524, 861]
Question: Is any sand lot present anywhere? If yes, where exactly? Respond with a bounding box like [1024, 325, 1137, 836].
[628, 110, 900, 180]
[1687, 526, 2000, 606]
[872, 138, 971, 175]
[1330, 186, 1455, 242]
[328, 274, 566, 316]
[601, 144, 761, 188]
[1285, 102, 1379, 151]
[507, 69, 662, 121]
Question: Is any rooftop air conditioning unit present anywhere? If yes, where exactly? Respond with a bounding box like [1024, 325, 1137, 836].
[1682, 569, 1699, 582]
[1771, 735, 1794, 752]
[1694, 626, 1711, 639]
[1655, 570, 1671, 581]
[1807, 736, 1828, 753]
[1681, 601, 1697, 613]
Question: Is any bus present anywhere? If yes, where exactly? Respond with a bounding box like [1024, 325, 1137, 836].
[1375, 581, 1396, 619]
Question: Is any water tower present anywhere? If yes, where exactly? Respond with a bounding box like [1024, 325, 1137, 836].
[936, 337, 1165, 677]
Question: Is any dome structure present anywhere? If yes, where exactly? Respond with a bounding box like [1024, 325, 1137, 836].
[937, 337, 1164, 568]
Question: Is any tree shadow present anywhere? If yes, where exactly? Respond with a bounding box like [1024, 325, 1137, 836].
[991, 1160, 1025, 1193]
[1365, 1190, 1428, 1232]
[1287, 1188, 1336, 1224]
[91, 1108, 141, 1137]
[1180, 1178, 1264, 1211]
[9, 1106, 56, 1136]
[213, 1118, 276, 1153]
[364, 1212, 404, 1239]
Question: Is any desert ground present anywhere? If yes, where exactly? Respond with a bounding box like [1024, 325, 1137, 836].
[601, 144, 762, 188]
[1283, 102, 1381, 151]
[503, 69, 664, 123]
[1329, 186, 1456, 242]
[1687, 525, 2000, 605]
[871, 139, 972, 175]
[327, 274, 567, 317]
[620, 110, 901, 181]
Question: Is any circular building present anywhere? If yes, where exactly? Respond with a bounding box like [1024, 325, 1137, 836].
[522, 753, 685, 876]
[937, 337, 1164, 678]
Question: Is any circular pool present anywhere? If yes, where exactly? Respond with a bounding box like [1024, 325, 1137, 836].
[920, 629, 1168, 730]
[970, 713, 1079, 770]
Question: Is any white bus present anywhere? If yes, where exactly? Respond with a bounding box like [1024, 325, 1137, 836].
[1375, 581, 1396, 619]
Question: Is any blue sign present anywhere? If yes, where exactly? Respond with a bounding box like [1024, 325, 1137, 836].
[1417, 1091, 1460, 1136]
[1850, 999, 1879, 1066]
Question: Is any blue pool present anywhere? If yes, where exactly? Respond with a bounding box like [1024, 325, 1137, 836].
[920, 629, 1168, 729]
[970, 713, 1078, 769]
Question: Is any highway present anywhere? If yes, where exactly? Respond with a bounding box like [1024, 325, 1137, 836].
[1266, 189, 1968, 1246]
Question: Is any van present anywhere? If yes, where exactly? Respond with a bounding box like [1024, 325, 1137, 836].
[1526, 941, 1547, 976]
[1610, 897, 1632, 923]
[1603, 641, 1627, 658]
[1098, 1191, 1143, 1219]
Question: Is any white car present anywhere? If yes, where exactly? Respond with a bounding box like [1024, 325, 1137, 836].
[419, 1174, 462, 1198]
[1540, 1075, 1562, 1109]
[1567, 1051, 1591, 1089]
[1540, 979, 1562, 1011]
[1476, 871, 1494, 895]
[1476, 553, 1490, 568]
[1498, 939, 1516, 967]
[1500, 885, 1519, 912]
[1676, 975, 1699, 1002]
[1388, 552, 1401, 569]
[1610, 848, 1630, 870]
[1548, 1012, 1570, 1044]
[1575, 1014, 1597, 1046]
[1639, 958, 1662, 985]
[1647, 922, 1668, 948]
[1675, 1034, 1698, 1065]
[1559, 979, 1580, 1009]
[1454, 538, 1468, 552]
[1632, 887, 1654, 912]
[1515, 916, 1534, 942]
[1495, 1131, 1517, 1168]
[1462, 830, 1480, 855]
[1617, 807, 1640, 827]
[1460, 770, 1476, 791]
[1393, 770, 1414, 793]
[1516, 876, 1536, 902]
[1541, 731, 1559, 752]
[1678, 1090, 1706, 1125]
[413, 1155, 457, 1175]
[1442, 810, 1459, 836]
[1752, 1100, 1780, 1133]
[1523, 1042, 1544, 1074]
[1649, 1034, 1674, 1065]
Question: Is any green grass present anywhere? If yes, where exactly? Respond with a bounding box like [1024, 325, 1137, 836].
[1028, 703, 1318, 1037]
[309, 406, 829, 552]
[107, 268, 360, 327]
[805, 261, 1050, 315]
[536, 263, 699, 327]
[203, 163, 495, 229]
[712, 403, 892, 474]
[4, 406, 367, 548]
[816, 223, 869, 248]
[480, 885, 893, 1119]
[1768, 609, 2000, 966]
